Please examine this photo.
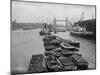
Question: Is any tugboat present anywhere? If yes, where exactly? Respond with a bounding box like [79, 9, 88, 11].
[40, 23, 51, 36]
[60, 42, 79, 51]
[45, 55, 62, 72]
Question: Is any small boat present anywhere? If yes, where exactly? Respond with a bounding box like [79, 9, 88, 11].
[45, 55, 62, 72]
[59, 57, 77, 71]
[71, 54, 88, 70]
[60, 43, 79, 51]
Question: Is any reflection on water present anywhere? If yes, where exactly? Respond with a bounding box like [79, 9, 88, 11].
[11, 29, 96, 73]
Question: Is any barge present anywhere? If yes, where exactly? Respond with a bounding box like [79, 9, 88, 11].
[28, 54, 47, 73]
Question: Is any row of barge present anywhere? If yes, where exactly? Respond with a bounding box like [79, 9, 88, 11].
[28, 29, 89, 73]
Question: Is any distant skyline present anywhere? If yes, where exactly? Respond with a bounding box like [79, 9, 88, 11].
[12, 1, 95, 25]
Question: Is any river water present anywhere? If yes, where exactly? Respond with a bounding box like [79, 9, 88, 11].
[11, 28, 96, 73]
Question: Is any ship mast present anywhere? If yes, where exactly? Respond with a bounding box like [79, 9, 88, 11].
[79, 11, 86, 32]
[79, 11, 84, 22]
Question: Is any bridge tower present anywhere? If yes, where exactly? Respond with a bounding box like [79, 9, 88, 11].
[53, 17, 56, 27]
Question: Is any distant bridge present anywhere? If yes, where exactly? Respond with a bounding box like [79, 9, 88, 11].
[53, 17, 72, 29]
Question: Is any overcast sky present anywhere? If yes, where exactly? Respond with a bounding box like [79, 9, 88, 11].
[12, 1, 95, 24]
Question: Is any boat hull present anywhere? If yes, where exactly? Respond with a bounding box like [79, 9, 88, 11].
[28, 54, 47, 73]
[71, 54, 88, 70]
[70, 31, 93, 38]
[60, 43, 79, 52]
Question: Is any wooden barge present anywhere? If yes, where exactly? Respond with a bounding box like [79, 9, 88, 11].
[28, 54, 47, 73]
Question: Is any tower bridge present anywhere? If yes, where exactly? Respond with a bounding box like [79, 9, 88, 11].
[53, 17, 72, 31]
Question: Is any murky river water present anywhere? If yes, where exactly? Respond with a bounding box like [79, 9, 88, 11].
[11, 28, 96, 73]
